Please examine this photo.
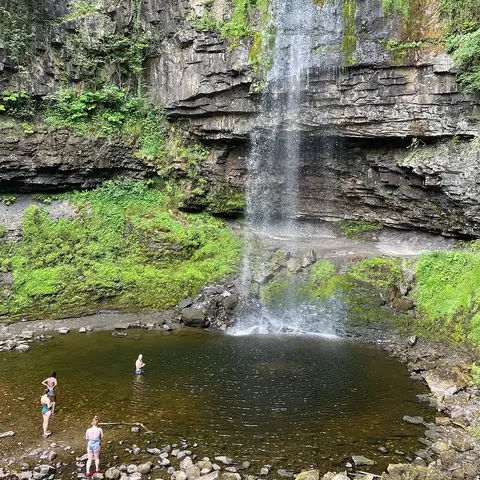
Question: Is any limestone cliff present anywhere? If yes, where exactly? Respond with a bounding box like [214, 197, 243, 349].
[1, 0, 480, 235]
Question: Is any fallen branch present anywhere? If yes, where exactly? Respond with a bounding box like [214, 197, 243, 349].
[98, 422, 150, 432]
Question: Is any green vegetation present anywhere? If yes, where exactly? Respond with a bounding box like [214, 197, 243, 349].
[414, 249, 480, 344]
[339, 220, 383, 239]
[382, 0, 410, 19]
[0, 180, 241, 321]
[342, 0, 357, 65]
[349, 257, 403, 289]
[260, 275, 308, 308]
[0, 90, 36, 118]
[469, 362, 480, 386]
[0, 0, 42, 70]
[44, 85, 165, 158]
[441, 0, 480, 92]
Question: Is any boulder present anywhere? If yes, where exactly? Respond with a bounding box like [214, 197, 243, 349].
[181, 307, 206, 327]
[403, 415, 425, 425]
[301, 249, 317, 267]
[294, 470, 320, 480]
[425, 366, 469, 395]
[105, 467, 121, 480]
[137, 462, 153, 475]
[15, 344, 30, 352]
[351, 455, 376, 466]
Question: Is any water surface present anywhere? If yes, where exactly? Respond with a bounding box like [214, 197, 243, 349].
[0, 329, 432, 473]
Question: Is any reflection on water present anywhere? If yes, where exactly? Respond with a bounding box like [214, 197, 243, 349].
[0, 329, 433, 473]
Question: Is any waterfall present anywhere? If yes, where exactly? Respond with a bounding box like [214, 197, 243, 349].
[233, 0, 345, 336]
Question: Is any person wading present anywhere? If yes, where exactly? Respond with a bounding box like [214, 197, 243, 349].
[40, 389, 52, 438]
[135, 354, 145, 375]
[85, 415, 104, 477]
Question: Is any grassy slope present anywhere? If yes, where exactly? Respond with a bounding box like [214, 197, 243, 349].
[0, 180, 241, 321]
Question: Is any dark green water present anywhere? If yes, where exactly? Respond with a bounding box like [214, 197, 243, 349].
[0, 329, 432, 473]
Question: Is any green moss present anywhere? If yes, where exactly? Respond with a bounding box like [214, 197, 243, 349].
[342, 0, 358, 65]
[339, 220, 383, 239]
[414, 250, 480, 344]
[349, 257, 403, 289]
[304, 260, 341, 300]
[0, 180, 242, 320]
[260, 274, 308, 308]
[205, 186, 246, 216]
[382, 0, 410, 19]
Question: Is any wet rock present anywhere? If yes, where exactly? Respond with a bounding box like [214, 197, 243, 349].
[214, 457, 234, 466]
[104, 467, 120, 480]
[79, 327, 86, 333]
[196, 472, 219, 480]
[174, 471, 187, 480]
[132, 444, 140, 455]
[147, 448, 161, 455]
[294, 470, 319, 480]
[351, 455, 376, 466]
[378, 446, 388, 454]
[86, 326, 93, 332]
[260, 465, 271, 476]
[15, 344, 30, 352]
[57, 327, 70, 334]
[277, 470, 294, 477]
[392, 296, 414, 311]
[0, 431, 15, 438]
[407, 335, 418, 346]
[286, 258, 302, 273]
[403, 415, 425, 425]
[21, 331, 34, 339]
[137, 462, 153, 475]
[197, 461, 212, 471]
[181, 308, 206, 327]
[220, 474, 241, 480]
[301, 249, 317, 269]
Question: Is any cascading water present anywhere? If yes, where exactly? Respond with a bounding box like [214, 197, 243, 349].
[233, 0, 345, 336]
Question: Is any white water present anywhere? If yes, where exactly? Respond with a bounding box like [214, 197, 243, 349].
[236, 0, 345, 337]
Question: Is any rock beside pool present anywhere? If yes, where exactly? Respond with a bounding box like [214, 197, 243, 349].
[57, 327, 70, 335]
[137, 462, 153, 474]
[403, 415, 424, 425]
[294, 470, 319, 480]
[15, 344, 30, 352]
[351, 455, 376, 466]
[21, 331, 34, 339]
[105, 467, 121, 480]
[424, 366, 469, 395]
[0, 431, 15, 439]
[79, 327, 86, 333]
[181, 307, 206, 327]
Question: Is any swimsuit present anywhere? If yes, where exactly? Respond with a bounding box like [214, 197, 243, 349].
[87, 434, 102, 452]
[135, 369, 144, 375]
[41, 403, 51, 415]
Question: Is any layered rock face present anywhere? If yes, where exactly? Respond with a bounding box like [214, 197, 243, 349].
[1, 0, 480, 235]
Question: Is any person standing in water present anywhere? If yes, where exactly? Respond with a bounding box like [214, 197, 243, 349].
[135, 354, 145, 375]
[85, 415, 104, 477]
[40, 389, 52, 438]
[41, 371, 57, 413]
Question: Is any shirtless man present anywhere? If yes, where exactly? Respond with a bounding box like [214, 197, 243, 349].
[41, 371, 57, 413]
[135, 354, 145, 375]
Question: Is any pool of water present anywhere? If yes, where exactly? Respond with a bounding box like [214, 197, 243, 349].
[0, 329, 432, 474]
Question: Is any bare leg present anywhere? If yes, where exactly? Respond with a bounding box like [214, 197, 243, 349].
[42, 411, 51, 436]
[86, 451, 93, 474]
[94, 450, 100, 471]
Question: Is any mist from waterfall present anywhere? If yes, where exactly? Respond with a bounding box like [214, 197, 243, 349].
[235, 0, 345, 336]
